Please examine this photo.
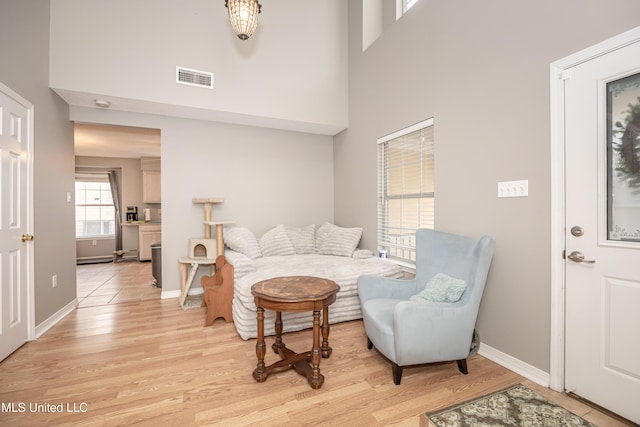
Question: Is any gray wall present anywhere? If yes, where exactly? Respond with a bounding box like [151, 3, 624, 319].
[0, 1, 76, 325]
[49, 0, 348, 134]
[48, 1, 342, 295]
[336, 0, 640, 372]
[69, 107, 335, 294]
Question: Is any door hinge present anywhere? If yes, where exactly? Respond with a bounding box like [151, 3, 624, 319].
[562, 249, 566, 259]
[559, 70, 573, 80]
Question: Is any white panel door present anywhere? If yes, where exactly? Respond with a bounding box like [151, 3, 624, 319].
[0, 82, 33, 361]
[564, 40, 640, 424]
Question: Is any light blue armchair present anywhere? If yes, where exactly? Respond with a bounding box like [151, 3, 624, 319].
[357, 229, 495, 385]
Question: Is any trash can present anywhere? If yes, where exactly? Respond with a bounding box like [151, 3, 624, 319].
[150, 242, 162, 288]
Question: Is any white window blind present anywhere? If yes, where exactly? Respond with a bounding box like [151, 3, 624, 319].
[377, 118, 434, 265]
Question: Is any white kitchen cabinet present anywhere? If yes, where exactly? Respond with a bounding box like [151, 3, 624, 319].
[141, 157, 161, 203]
[139, 224, 161, 261]
[142, 170, 161, 203]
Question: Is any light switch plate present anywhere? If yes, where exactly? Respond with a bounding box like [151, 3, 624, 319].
[498, 180, 528, 198]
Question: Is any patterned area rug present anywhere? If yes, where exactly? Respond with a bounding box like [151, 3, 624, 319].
[182, 294, 203, 309]
[426, 384, 596, 427]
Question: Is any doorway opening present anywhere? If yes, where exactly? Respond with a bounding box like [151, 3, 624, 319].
[74, 123, 161, 307]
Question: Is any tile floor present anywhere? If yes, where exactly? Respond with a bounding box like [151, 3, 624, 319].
[76, 260, 161, 308]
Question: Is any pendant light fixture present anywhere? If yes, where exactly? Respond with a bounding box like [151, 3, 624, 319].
[225, 0, 262, 41]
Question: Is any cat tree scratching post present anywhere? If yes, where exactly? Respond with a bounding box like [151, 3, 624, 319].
[204, 220, 234, 256]
[193, 197, 223, 238]
[178, 198, 235, 309]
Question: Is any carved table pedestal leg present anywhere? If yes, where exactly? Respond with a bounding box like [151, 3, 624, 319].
[253, 307, 267, 382]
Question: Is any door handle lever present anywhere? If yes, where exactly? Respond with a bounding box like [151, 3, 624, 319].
[567, 251, 595, 264]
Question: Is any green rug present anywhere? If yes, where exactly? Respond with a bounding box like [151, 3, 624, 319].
[426, 384, 596, 427]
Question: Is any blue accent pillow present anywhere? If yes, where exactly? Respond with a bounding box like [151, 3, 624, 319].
[410, 273, 466, 303]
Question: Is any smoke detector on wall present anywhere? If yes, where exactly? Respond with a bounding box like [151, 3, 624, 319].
[94, 99, 110, 108]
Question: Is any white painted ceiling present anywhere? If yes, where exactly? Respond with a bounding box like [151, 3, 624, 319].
[74, 122, 161, 158]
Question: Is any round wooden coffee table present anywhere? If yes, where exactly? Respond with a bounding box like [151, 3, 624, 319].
[251, 276, 340, 389]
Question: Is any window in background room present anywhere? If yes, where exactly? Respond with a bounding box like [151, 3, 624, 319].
[75, 175, 115, 238]
[377, 118, 434, 265]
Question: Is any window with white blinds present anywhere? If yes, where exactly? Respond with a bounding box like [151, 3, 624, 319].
[75, 174, 115, 238]
[377, 118, 434, 265]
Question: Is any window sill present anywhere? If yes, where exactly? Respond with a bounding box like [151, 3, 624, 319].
[385, 257, 416, 275]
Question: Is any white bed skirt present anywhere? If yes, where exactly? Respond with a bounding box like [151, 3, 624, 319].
[230, 253, 405, 340]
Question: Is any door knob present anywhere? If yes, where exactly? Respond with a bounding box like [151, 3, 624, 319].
[21, 234, 34, 242]
[567, 251, 595, 264]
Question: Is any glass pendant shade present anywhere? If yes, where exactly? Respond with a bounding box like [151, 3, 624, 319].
[225, 0, 262, 40]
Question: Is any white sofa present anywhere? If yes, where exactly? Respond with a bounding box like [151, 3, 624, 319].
[223, 223, 405, 340]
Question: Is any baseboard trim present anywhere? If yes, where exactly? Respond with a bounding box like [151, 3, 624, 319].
[34, 299, 78, 339]
[161, 287, 202, 300]
[478, 343, 550, 387]
[161, 290, 180, 299]
[76, 258, 112, 265]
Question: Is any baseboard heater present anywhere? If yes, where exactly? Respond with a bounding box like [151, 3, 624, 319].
[76, 256, 115, 265]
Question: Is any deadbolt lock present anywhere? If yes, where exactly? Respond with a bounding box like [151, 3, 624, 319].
[570, 226, 584, 237]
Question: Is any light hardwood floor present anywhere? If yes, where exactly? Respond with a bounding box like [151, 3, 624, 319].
[0, 264, 631, 426]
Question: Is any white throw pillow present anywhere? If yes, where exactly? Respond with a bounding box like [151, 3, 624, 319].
[410, 273, 466, 303]
[352, 249, 373, 259]
[315, 222, 334, 248]
[260, 225, 295, 256]
[284, 224, 316, 254]
[317, 222, 363, 257]
[223, 226, 262, 260]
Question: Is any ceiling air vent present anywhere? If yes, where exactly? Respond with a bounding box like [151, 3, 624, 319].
[176, 66, 213, 89]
